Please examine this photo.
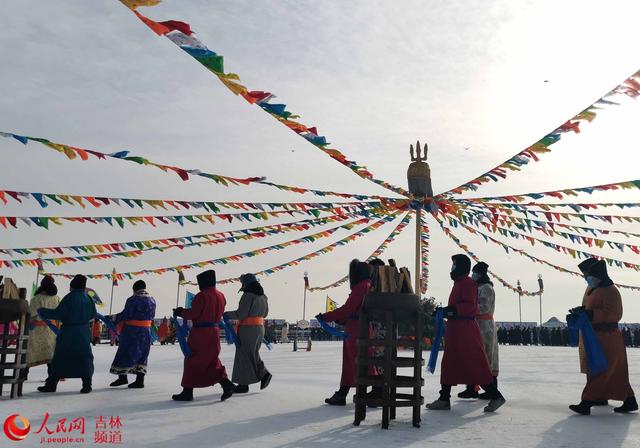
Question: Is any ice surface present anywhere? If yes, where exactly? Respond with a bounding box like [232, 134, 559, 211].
[3, 343, 639, 447]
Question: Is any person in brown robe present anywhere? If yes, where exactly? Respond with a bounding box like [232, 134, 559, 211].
[569, 260, 638, 415]
[575, 258, 609, 407]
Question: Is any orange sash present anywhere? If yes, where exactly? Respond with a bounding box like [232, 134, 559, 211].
[476, 314, 494, 321]
[33, 321, 48, 327]
[125, 320, 152, 327]
[238, 317, 265, 326]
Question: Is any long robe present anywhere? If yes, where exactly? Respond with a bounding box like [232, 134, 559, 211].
[477, 283, 499, 376]
[110, 291, 156, 375]
[180, 287, 228, 388]
[226, 292, 269, 385]
[322, 280, 371, 387]
[158, 320, 169, 342]
[581, 285, 635, 401]
[441, 277, 493, 386]
[39, 290, 97, 379]
[26, 293, 60, 367]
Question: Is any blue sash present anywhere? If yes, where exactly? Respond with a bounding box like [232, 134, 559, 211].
[427, 308, 445, 374]
[36, 309, 60, 335]
[222, 315, 241, 347]
[316, 314, 349, 340]
[567, 311, 608, 376]
[171, 316, 192, 357]
[96, 313, 119, 335]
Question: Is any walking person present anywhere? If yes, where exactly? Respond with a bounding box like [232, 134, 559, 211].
[224, 273, 272, 394]
[158, 317, 169, 345]
[25, 276, 60, 380]
[458, 261, 499, 399]
[37, 275, 97, 394]
[171, 270, 234, 402]
[568, 260, 637, 415]
[426, 254, 506, 412]
[91, 319, 102, 346]
[318, 260, 371, 405]
[109, 280, 156, 389]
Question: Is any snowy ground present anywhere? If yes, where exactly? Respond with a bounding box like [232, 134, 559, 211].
[3, 342, 639, 447]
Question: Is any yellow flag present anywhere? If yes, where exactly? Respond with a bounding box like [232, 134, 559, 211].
[326, 296, 339, 313]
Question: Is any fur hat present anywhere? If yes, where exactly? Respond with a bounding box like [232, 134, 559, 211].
[70, 274, 87, 290]
[196, 270, 216, 291]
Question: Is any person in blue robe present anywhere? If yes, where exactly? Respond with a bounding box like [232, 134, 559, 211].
[109, 280, 156, 389]
[38, 275, 97, 394]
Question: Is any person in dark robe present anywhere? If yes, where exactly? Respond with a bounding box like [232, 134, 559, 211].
[109, 280, 156, 389]
[426, 254, 506, 412]
[171, 270, 234, 402]
[38, 275, 97, 394]
[225, 273, 271, 393]
[319, 260, 371, 406]
[569, 260, 637, 415]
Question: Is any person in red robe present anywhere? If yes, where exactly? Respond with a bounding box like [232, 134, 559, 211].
[158, 317, 169, 345]
[91, 320, 102, 346]
[171, 270, 234, 402]
[319, 260, 371, 406]
[426, 254, 506, 412]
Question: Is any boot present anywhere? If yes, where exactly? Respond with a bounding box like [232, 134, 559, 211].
[478, 377, 498, 400]
[234, 384, 249, 393]
[569, 400, 595, 415]
[172, 387, 193, 401]
[260, 371, 272, 390]
[221, 378, 234, 401]
[81, 378, 92, 394]
[484, 396, 506, 412]
[128, 374, 145, 389]
[366, 386, 383, 408]
[110, 375, 128, 387]
[593, 400, 609, 406]
[325, 386, 350, 406]
[426, 399, 451, 410]
[458, 385, 479, 399]
[614, 396, 638, 414]
[37, 378, 58, 393]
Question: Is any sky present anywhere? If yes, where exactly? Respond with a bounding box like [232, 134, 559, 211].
[1, 0, 639, 323]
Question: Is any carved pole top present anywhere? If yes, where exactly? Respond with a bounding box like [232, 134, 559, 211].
[410, 140, 428, 162]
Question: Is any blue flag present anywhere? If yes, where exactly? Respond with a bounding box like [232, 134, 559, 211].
[185, 291, 196, 309]
[567, 312, 608, 376]
[171, 317, 192, 357]
[427, 308, 445, 374]
[316, 315, 349, 340]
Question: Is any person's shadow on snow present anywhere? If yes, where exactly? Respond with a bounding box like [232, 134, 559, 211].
[137, 397, 494, 448]
[536, 409, 636, 448]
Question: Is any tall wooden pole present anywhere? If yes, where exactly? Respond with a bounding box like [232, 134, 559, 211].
[109, 281, 115, 315]
[516, 280, 522, 323]
[415, 207, 422, 295]
[302, 286, 307, 321]
[34, 268, 40, 294]
[176, 277, 181, 308]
